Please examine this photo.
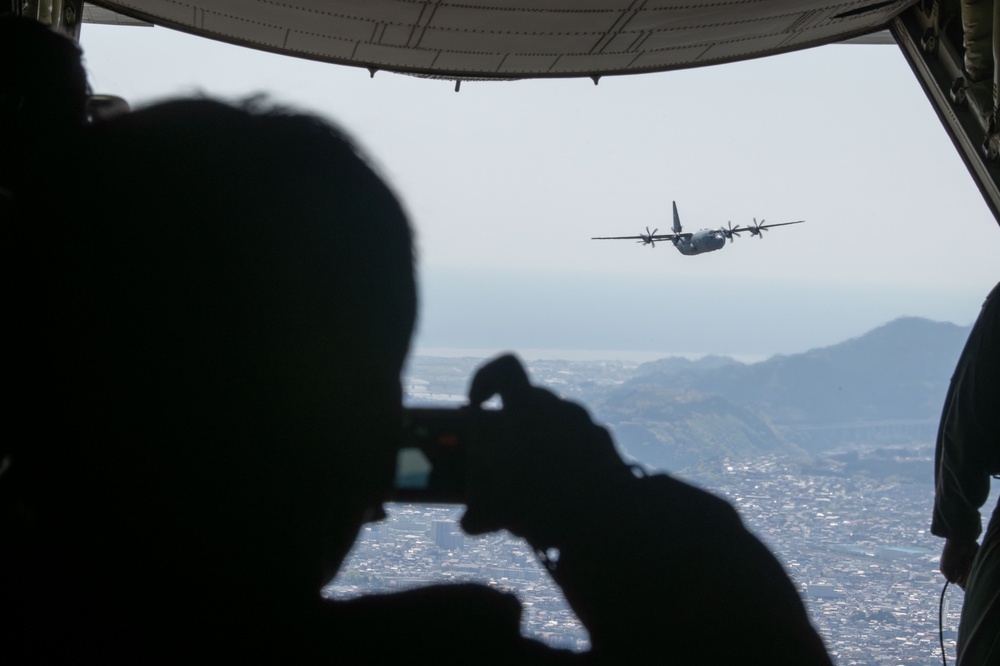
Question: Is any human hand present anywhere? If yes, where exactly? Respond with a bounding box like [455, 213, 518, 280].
[940, 538, 980, 589]
[459, 354, 632, 549]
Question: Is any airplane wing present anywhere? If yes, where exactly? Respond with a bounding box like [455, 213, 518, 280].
[756, 220, 805, 230]
[730, 220, 806, 234]
[591, 233, 691, 241]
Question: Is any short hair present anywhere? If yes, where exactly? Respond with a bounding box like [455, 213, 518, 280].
[7, 99, 417, 539]
[0, 15, 89, 131]
[81, 98, 417, 366]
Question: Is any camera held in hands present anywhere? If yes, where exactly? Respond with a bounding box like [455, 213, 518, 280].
[395, 407, 500, 504]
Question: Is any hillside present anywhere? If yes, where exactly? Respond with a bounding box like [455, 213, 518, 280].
[590, 317, 971, 466]
[592, 386, 809, 471]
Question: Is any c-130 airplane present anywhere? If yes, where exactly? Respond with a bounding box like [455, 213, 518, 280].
[592, 201, 804, 256]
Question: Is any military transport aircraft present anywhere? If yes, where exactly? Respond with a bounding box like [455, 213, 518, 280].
[591, 201, 804, 256]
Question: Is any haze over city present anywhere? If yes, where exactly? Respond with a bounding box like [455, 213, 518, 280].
[337, 319, 996, 663]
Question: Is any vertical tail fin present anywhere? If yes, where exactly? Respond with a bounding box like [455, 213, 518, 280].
[672, 201, 682, 233]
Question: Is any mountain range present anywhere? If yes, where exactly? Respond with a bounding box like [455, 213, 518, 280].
[587, 317, 971, 472]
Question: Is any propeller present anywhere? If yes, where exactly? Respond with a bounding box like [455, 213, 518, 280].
[748, 217, 767, 238]
[637, 226, 658, 247]
[721, 221, 741, 243]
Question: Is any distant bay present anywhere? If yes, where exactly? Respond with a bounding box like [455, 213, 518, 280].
[413, 347, 769, 364]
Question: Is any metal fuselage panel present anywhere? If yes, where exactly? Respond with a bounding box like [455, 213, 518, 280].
[674, 229, 726, 255]
[83, 0, 917, 80]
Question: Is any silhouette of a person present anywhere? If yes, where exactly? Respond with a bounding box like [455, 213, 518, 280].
[0, 100, 830, 664]
[933, 281, 1000, 666]
[3, 94, 833, 663]
[0, 15, 89, 204]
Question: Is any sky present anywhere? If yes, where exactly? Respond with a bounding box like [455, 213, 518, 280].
[79, 24, 1000, 360]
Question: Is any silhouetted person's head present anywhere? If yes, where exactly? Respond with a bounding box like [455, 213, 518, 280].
[8, 99, 417, 636]
[0, 15, 89, 195]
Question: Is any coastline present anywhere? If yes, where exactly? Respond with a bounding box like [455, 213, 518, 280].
[412, 347, 770, 364]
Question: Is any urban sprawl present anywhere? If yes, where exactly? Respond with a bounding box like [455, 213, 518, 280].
[326, 357, 981, 666]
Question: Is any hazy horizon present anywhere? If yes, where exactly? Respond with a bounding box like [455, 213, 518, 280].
[79, 25, 1000, 365]
[413, 267, 985, 360]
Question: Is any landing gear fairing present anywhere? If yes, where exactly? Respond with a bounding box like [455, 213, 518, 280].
[592, 201, 804, 256]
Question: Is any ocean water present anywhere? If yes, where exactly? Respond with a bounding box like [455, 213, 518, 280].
[413, 347, 769, 364]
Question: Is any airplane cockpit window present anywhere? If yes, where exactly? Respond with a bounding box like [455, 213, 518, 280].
[31, 17, 1000, 663]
